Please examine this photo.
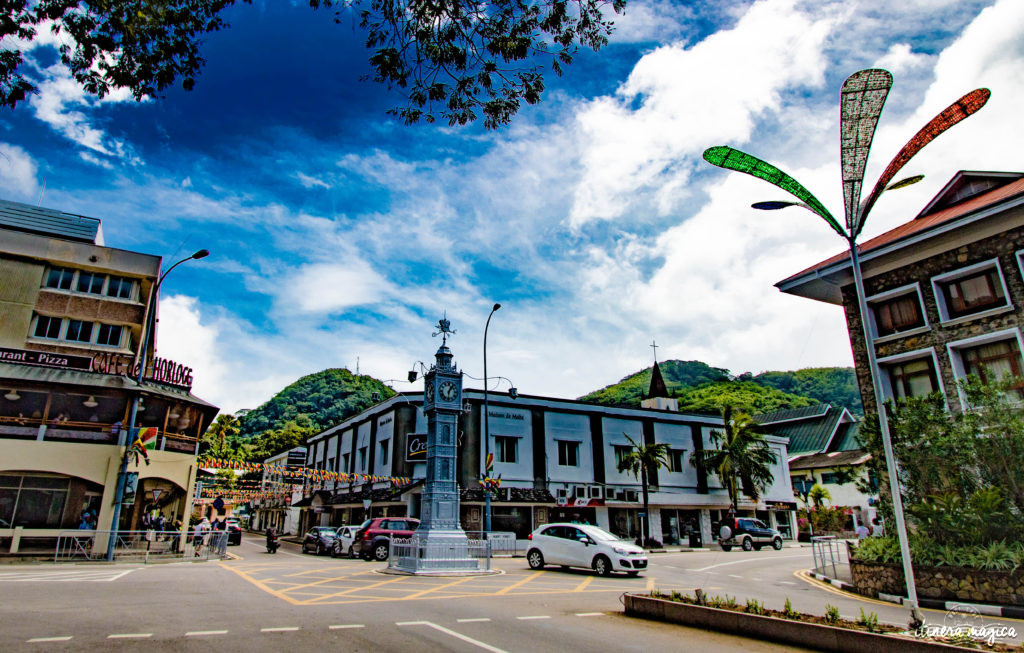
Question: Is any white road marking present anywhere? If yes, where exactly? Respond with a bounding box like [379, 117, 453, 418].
[27, 637, 72, 642]
[575, 612, 604, 617]
[397, 621, 507, 653]
[0, 568, 139, 582]
[329, 624, 365, 629]
[689, 554, 811, 572]
[261, 627, 299, 632]
[456, 618, 491, 623]
[779, 581, 798, 585]
[517, 615, 551, 620]
[186, 630, 228, 636]
[108, 633, 152, 639]
[728, 574, 744, 579]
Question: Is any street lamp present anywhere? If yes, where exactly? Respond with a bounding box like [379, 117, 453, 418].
[105, 249, 209, 560]
[483, 303, 501, 534]
[703, 69, 989, 625]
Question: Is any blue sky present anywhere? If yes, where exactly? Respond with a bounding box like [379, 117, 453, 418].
[3, 0, 1022, 413]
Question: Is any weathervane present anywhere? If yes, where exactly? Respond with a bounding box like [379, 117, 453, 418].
[433, 312, 456, 345]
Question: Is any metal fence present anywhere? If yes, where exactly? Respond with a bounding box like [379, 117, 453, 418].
[54, 530, 229, 563]
[464, 531, 518, 556]
[388, 536, 493, 573]
[810, 535, 847, 579]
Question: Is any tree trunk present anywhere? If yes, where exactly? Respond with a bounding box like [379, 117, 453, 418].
[641, 464, 650, 545]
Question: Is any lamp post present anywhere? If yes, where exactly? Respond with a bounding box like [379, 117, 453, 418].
[703, 69, 989, 625]
[105, 249, 209, 560]
[482, 303, 501, 534]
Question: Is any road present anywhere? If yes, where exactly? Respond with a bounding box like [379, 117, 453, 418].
[0, 533, 1019, 651]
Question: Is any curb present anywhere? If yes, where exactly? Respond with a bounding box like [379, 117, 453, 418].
[807, 570, 1024, 620]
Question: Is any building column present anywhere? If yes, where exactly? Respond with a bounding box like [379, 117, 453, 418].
[92, 449, 124, 553]
[179, 462, 198, 552]
[698, 509, 712, 547]
[647, 507, 661, 542]
[594, 506, 610, 531]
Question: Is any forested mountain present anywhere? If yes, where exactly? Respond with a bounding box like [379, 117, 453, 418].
[579, 360, 862, 416]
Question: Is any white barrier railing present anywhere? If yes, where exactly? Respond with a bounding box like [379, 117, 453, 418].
[54, 530, 229, 563]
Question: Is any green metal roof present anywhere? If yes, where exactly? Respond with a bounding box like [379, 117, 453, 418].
[828, 420, 861, 452]
[755, 404, 850, 456]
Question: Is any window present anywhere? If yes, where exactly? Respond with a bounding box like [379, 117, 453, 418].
[0, 475, 70, 529]
[342, 453, 350, 473]
[95, 323, 122, 347]
[33, 315, 61, 339]
[378, 440, 389, 466]
[557, 440, 579, 467]
[885, 357, 939, 400]
[872, 293, 924, 336]
[670, 449, 687, 472]
[613, 444, 631, 469]
[105, 276, 134, 299]
[44, 268, 74, 290]
[961, 339, 1024, 394]
[76, 271, 104, 294]
[937, 266, 1008, 319]
[64, 320, 93, 343]
[495, 436, 517, 464]
[821, 473, 841, 484]
[358, 447, 367, 470]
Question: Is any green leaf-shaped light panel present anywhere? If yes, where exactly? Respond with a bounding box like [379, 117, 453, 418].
[702, 146, 846, 238]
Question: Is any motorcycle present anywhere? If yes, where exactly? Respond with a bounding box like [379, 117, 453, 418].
[266, 534, 279, 554]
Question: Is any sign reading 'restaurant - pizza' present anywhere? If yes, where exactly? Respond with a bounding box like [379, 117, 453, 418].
[0, 346, 92, 371]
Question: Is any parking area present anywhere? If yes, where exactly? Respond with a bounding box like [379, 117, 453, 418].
[223, 554, 654, 606]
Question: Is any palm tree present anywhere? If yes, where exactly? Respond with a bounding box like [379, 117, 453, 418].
[200, 413, 241, 459]
[690, 406, 778, 511]
[808, 484, 831, 509]
[616, 433, 671, 545]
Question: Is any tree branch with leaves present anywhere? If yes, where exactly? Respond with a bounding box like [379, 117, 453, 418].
[690, 406, 778, 511]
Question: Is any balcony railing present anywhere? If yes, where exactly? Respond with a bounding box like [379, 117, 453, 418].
[0, 417, 198, 454]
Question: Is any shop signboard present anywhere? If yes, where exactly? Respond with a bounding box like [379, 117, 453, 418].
[406, 433, 427, 461]
[0, 346, 92, 371]
[123, 472, 139, 506]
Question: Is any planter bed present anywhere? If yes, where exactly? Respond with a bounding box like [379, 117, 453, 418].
[623, 592, 1016, 652]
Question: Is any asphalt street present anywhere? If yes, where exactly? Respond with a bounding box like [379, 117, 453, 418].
[0, 533, 1019, 651]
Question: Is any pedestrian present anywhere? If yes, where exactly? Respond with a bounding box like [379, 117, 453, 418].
[855, 522, 870, 540]
[871, 517, 884, 537]
[193, 517, 210, 555]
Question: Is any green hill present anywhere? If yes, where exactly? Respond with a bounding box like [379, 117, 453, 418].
[238, 368, 396, 439]
[579, 360, 861, 416]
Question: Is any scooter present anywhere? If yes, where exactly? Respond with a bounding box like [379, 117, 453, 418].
[266, 534, 279, 554]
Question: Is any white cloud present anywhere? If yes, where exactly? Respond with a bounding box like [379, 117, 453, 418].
[609, 0, 697, 43]
[570, 0, 837, 227]
[294, 172, 331, 189]
[0, 144, 40, 199]
[873, 44, 931, 75]
[278, 261, 394, 314]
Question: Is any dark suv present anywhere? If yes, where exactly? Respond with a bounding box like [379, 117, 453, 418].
[301, 526, 338, 555]
[718, 517, 784, 552]
[351, 517, 420, 561]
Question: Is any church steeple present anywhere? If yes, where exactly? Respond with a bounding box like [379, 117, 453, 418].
[641, 340, 678, 411]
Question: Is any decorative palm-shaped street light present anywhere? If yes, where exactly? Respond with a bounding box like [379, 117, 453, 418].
[703, 69, 990, 625]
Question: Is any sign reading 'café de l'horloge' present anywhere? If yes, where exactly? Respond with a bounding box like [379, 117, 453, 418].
[1, 346, 195, 390]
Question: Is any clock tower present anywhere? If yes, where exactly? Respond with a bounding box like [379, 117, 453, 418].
[398, 315, 477, 571]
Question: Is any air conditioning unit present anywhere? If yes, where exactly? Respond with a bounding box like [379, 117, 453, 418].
[556, 488, 568, 499]
[625, 490, 638, 502]
[614, 489, 627, 501]
[589, 486, 603, 499]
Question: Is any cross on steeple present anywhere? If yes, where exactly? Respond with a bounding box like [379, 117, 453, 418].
[650, 339, 659, 363]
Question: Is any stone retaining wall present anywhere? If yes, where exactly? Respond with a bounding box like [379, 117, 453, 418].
[850, 558, 1024, 607]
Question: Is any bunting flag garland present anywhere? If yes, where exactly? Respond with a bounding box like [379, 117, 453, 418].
[197, 457, 412, 486]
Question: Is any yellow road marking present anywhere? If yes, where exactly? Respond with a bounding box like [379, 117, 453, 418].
[573, 576, 595, 592]
[220, 562, 303, 606]
[402, 577, 475, 600]
[301, 575, 410, 603]
[495, 571, 543, 595]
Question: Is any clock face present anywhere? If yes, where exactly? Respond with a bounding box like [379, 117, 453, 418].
[439, 381, 458, 402]
[424, 381, 434, 402]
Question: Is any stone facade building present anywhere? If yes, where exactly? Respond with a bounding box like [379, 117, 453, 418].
[777, 171, 1024, 414]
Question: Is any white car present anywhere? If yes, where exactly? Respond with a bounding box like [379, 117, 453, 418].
[330, 525, 360, 558]
[526, 523, 648, 576]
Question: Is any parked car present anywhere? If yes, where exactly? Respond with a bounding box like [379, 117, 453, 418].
[717, 517, 784, 552]
[301, 526, 339, 555]
[225, 518, 242, 545]
[330, 525, 360, 558]
[351, 518, 420, 561]
[525, 523, 647, 577]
